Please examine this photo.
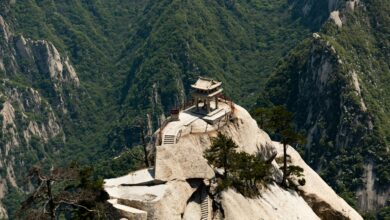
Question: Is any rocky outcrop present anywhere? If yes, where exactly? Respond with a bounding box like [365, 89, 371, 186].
[0, 15, 79, 113]
[263, 7, 390, 211]
[155, 137, 215, 182]
[356, 164, 390, 212]
[21, 37, 80, 86]
[330, 11, 343, 27]
[0, 86, 64, 218]
[273, 142, 362, 220]
[0, 15, 80, 218]
[221, 186, 320, 220]
[328, 0, 361, 28]
[2, 28, 80, 87]
[105, 102, 362, 219]
[292, 0, 360, 29]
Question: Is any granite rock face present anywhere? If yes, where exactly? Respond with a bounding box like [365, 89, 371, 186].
[105, 103, 362, 220]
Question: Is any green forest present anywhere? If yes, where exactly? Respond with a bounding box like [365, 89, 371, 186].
[0, 0, 389, 219]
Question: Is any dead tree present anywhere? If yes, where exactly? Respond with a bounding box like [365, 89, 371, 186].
[19, 165, 108, 220]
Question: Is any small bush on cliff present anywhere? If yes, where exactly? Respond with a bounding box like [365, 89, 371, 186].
[204, 133, 272, 197]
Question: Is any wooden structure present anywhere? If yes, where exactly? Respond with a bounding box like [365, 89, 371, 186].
[191, 77, 223, 113]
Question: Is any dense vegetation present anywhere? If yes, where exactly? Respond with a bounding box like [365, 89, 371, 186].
[204, 133, 272, 197]
[1, 0, 314, 216]
[259, 0, 390, 217]
[0, 0, 389, 218]
[4, 0, 312, 160]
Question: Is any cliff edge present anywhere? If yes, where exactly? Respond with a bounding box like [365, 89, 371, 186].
[104, 101, 362, 220]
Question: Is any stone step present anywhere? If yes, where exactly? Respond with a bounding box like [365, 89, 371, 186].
[162, 135, 176, 145]
[200, 187, 209, 220]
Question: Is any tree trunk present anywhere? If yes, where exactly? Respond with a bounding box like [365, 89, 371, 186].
[47, 180, 55, 220]
[140, 123, 150, 167]
[223, 152, 228, 179]
[282, 143, 288, 187]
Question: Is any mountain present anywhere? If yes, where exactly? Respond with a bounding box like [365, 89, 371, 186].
[0, 0, 388, 218]
[104, 103, 362, 220]
[260, 0, 390, 217]
[0, 1, 315, 217]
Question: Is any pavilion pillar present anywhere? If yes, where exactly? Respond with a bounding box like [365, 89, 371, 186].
[195, 97, 199, 110]
[207, 98, 210, 113]
[215, 96, 218, 109]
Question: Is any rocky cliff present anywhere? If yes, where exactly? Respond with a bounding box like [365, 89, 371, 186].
[0, 0, 388, 218]
[104, 103, 362, 220]
[262, 0, 390, 215]
[0, 15, 80, 218]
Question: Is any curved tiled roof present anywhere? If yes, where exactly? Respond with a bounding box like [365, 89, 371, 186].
[191, 77, 222, 91]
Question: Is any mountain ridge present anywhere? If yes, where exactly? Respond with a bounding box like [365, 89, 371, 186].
[0, 0, 388, 218]
[260, 0, 390, 216]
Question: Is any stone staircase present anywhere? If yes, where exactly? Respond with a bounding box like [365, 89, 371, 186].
[200, 187, 210, 220]
[162, 134, 176, 145]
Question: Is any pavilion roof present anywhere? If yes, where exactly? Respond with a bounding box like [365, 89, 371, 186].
[191, 77, 222, 91]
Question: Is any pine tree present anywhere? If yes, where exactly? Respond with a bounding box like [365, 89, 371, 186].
[254, 106, 305, 187]
[204, 132, 238, 179]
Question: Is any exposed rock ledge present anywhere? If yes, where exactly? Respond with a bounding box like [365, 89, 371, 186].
[105, 103, 362, 220]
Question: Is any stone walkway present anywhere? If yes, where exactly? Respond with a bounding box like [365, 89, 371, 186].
[162, 112, 199, 145]
[161, 100, 232, 145]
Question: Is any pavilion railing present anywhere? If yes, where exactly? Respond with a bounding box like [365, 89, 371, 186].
[156, 94, 236, 145]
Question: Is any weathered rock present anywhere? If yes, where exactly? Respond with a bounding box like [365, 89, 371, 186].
[106, 180, 197, 220]
[105, 168, 156, 187]
[30, 40, 80, 86]
[116, 204, 147, 220]
[356, 163, 390, 212]
[151, 181, 197, 220]
[219, 104, 277, 159]
[0, 16, 79, 218]
[0, 16, 10, 42]
[183, 187, 202, 220]
[273, 142, 363, 220]
[155, 138, 215, 181]
[330, 10, 343, 27]
[346, 0, 359, 12]
[221, 185, 320, 220]
[108, 199, 147, 220]
[106, 102, 362, 220]
[182, 200, 201, 220]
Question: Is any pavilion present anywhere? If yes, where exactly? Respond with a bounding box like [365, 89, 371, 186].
[191, 77, 223, 114]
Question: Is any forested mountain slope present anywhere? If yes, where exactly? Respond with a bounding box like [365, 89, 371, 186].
[1, 0, 389, 218]
[260, 0, 390, 217]
[0, 0, 315, 217]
